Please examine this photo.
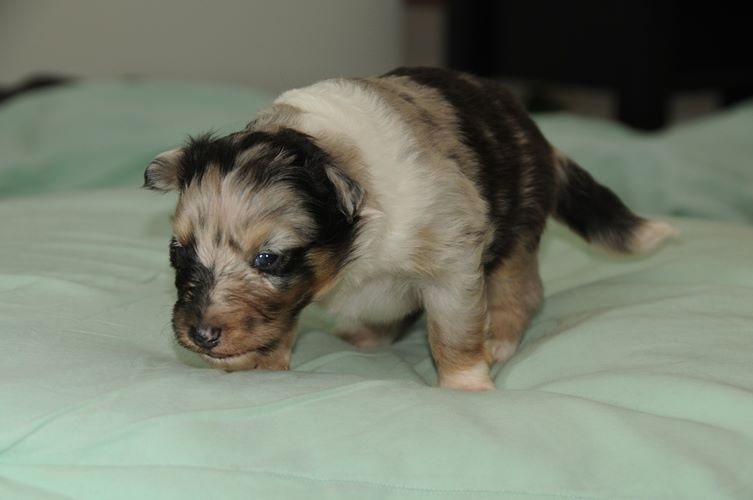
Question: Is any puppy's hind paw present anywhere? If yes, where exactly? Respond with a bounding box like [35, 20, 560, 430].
[485, 339, 518, 363]
[334, 324, 397, 348]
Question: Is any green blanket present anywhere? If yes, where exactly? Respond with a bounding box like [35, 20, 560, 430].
[1, 81, 752, 499]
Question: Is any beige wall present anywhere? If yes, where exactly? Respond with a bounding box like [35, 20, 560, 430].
[0, 0, 402, 93]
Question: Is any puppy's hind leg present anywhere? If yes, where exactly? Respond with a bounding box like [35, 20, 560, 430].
[485, 245, 543, 364]
[335, 312, 420, 348]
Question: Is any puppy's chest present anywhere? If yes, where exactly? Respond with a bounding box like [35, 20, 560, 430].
[317, 271, 421, 325]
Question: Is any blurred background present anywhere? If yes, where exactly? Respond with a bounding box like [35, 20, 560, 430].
[1, 0, 751, 130]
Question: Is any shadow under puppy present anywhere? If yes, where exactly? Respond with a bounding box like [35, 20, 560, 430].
[144, 67, 675, 391]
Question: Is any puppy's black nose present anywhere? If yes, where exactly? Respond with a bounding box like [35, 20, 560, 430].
[189, 325, 222, 350]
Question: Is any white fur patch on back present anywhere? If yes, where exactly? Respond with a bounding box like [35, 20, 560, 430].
[275, 79, 491, 326]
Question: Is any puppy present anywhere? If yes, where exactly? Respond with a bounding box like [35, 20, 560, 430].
[144, 67, 675, 391]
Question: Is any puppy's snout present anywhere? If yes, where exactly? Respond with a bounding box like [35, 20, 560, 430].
[189, 325, 223, 350]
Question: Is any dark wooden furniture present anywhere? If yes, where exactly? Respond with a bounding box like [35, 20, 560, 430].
[446, 1, 753, 130]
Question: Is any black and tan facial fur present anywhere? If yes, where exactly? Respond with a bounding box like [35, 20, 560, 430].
[145, 67, 675, 390]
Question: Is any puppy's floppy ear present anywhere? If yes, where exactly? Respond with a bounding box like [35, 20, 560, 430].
[143, 148, 183, 192]
[324, 165, 364, 223]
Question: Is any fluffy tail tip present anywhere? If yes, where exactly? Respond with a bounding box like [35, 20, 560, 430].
[629, 220, 680, 253]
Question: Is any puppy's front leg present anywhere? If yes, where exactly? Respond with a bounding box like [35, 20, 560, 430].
[423, 278, 494, 391]
[254, 346, 292, 371]
[253, 331, 295, 371]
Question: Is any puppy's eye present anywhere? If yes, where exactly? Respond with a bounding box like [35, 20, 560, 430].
[253, 252, 281, 272]
[169, 237, 183, 267]
[251, 247, 303, 277]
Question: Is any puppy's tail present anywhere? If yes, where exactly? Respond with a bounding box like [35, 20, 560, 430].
[552, 151, 677, 253]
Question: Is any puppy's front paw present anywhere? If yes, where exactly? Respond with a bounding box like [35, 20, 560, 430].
[255, 350, 291, 371]
[439, 362, 495, 391]
[202, 348, 291, 372]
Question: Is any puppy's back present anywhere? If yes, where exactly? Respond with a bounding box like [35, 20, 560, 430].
[369, 67, 558, 268]
[371, 68, 675, 259]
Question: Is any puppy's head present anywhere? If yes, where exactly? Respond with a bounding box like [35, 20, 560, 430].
[144, 129, 363, 370]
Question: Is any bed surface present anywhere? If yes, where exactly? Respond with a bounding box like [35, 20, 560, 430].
[1, 81, 752, 499]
